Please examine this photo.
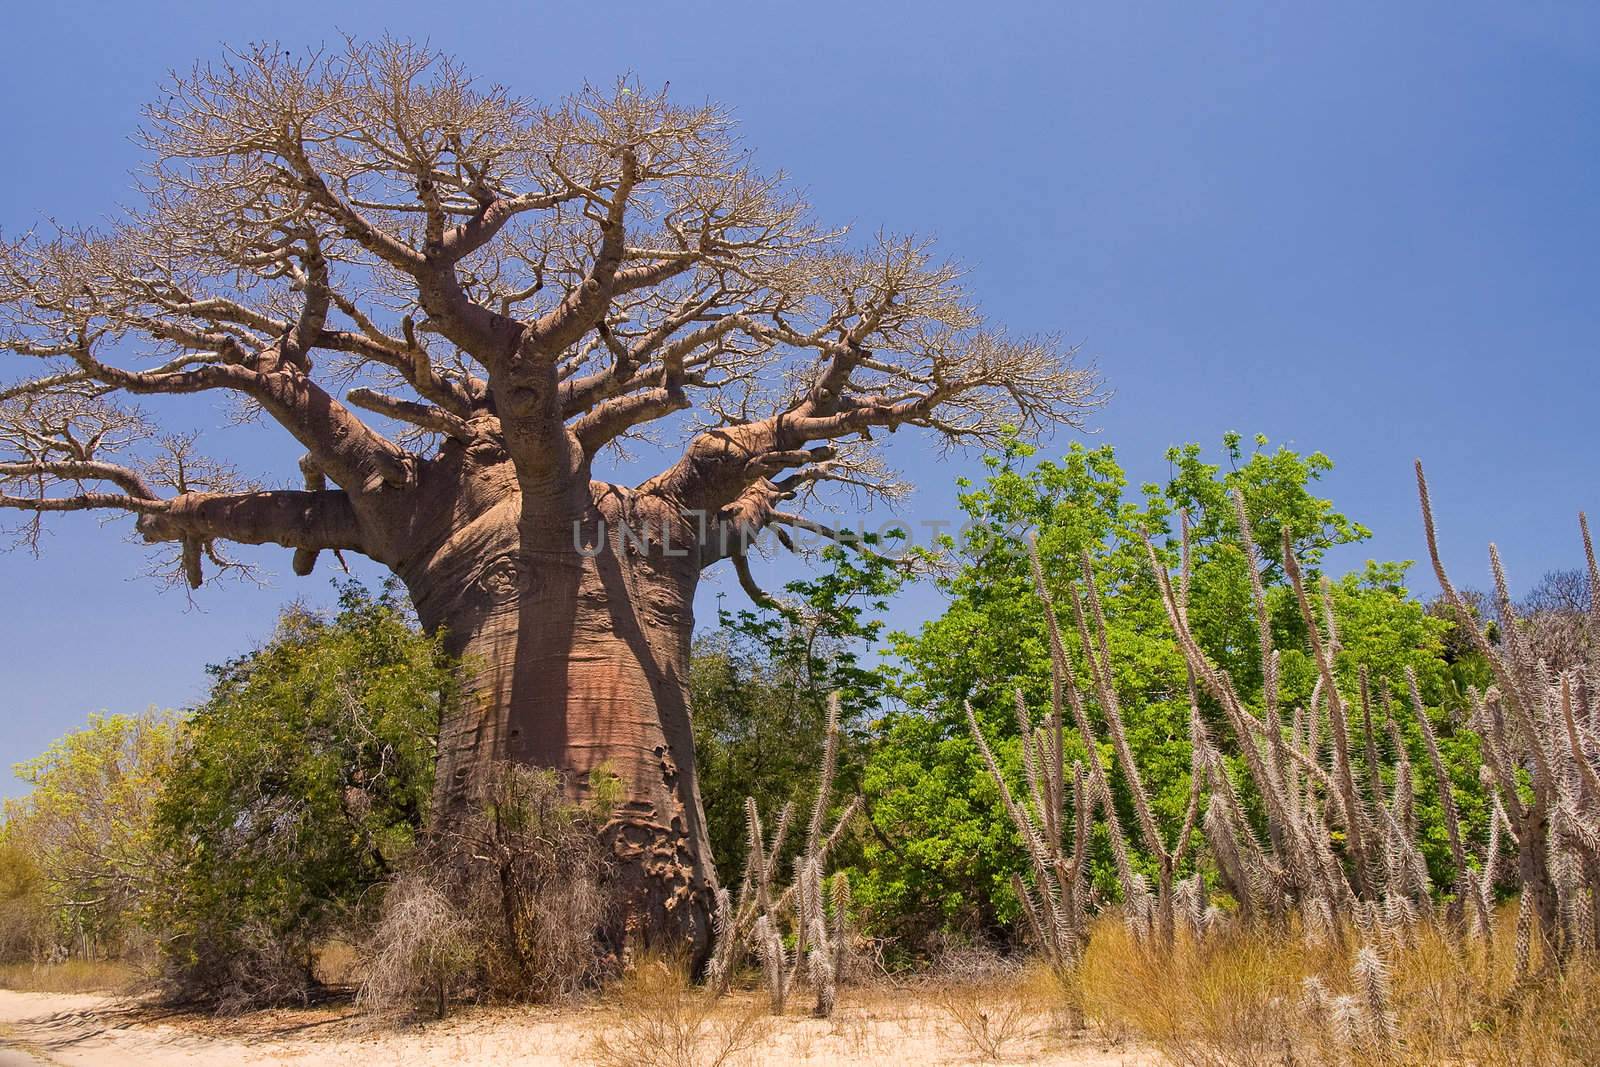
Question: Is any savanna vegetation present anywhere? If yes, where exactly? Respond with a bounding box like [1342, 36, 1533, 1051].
[0, 35, 1595, 1067]
[3, 427, 1595, 1064]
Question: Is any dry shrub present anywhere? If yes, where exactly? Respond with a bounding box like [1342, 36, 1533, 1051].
[357, 763, 616, 1017]
[312, 939, 359, 986]
[935, 983, 1043, 1061]
[463, 764, 616, 998]
[590, 959, 770, 1067]
[915, 941, 1065, 1062]
[159, 918, 323, 1014]
[1077, 904, 1600, 1067]
[0, 901, 49, 965]
[356, 876, 476, 1018]
[0, 841, 50, 965]
[927, 936, 1027, 985]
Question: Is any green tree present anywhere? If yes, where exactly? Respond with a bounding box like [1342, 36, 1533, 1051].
[1, 710, 177, 958]
[692, 542, 903, 881]
[857, 435, 1484, 947]
[151, 581, 454, 1006]
[0, 837, 47, 962]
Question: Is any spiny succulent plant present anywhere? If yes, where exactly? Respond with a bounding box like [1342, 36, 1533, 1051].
[706, 694, 859, 1016]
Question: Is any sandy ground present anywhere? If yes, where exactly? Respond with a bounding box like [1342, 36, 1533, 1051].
[0, 987, 1159, 1066]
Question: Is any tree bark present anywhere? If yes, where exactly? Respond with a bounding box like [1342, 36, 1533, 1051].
[399, 479, 719, 961]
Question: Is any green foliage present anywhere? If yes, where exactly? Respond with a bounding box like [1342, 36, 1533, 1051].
[1, 710, 177, 959]
[854, 711, 1024, 941]
[150, 581, 453, 1003]
[856, 435, 1489, 945]
[692, 542, 902, 879]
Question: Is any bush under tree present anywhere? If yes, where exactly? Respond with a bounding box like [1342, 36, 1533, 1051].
[150, 581, 451, 1010]
[358, 763, 619, 1017]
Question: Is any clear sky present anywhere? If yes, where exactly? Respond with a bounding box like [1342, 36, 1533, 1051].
[2, 2, 1596, 793]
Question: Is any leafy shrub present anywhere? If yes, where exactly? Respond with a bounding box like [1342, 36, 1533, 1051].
[692, 543, 901, 881]
[150, 582, 452, 1010]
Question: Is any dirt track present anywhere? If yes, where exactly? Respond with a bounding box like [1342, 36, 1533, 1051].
[0, 988, 1158, 1066]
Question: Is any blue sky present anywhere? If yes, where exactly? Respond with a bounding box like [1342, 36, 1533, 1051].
[2, 2, 1597, 792]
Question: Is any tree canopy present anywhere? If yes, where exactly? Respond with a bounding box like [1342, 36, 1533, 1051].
[1, 710, 177, 957]
[0, 38, 1096, 586]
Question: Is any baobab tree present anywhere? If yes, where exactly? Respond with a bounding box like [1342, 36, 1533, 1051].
[0, 40, 1096, 954]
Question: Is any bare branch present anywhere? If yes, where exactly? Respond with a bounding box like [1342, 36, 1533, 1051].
[3, 39, 1097, 590]
[347, 387, 470, 441]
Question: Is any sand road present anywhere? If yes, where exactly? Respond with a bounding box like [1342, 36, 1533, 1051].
[0, 988, 1157, 1066]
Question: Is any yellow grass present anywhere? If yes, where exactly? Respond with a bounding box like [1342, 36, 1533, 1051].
[1075, 904, 1600, 1067]
[0, 958, 136, 994]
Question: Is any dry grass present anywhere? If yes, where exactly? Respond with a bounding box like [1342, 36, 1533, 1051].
[0, 959, 136, 993]
[589, 959, 771, 1067]
[357, 765, 616, 1019]
[1075, 904, 1600, 1067]
[934, 983, 1044, 1061]
[1080, 917, 1310, 1067]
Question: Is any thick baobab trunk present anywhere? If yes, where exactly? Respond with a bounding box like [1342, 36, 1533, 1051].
[400, 484, 719, 960]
